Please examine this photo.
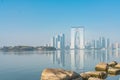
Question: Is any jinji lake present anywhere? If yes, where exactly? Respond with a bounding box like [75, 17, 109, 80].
[0, 49, 120, 80]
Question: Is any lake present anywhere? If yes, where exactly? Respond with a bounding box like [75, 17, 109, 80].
[0, 49, 120, 80]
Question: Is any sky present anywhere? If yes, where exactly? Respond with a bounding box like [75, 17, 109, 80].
[0, 0, 120, 46]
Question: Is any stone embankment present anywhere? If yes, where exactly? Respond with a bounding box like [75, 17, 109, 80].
[41, 61, 120, 80]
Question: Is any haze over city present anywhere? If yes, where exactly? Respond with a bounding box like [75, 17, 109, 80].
[0, 0, 120, 46]
[1, 1, 120, 80]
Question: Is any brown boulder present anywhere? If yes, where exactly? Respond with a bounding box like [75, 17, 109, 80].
[108, 61, 117, 67]
[108, 68, 120, 75]
[80, 73, 91, 80]
[80, 71, 107, 79]
[114, 63, 120, 69]
[41, 68, 81, 80]
[95, 62, 108, 71]
[88, 77, 104, 80]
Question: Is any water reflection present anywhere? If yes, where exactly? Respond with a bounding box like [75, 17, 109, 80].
[49, 49, 120, 74]
[1, 50, 120, 80]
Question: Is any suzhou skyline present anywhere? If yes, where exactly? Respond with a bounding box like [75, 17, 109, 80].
[0, 0, 120, 46]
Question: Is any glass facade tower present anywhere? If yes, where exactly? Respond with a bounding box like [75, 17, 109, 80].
[52, 34, 65, 49]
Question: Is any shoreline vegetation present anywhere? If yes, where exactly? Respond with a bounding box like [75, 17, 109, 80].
[0, 46, 56, 52]
[0, 46, 119, 52]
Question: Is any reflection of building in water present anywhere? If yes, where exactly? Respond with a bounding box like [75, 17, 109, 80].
[57, 50, 61, 65]
[51, 50, 85, 71]
[70, 50, 76, 70]
[50, 49, 120, 73]
[50, 50, 107, 71]
[61, 50, 65, 66]
[80, 50, 85, 69]
[77, 50, 84, 69]
[49, 51, 57, 64]
[53, 51, 56, 64]
[70, 50, 85, 70]
[105, 50, 108, 62]
[96, 50, 109, 63]
[50, 50, 65, 67]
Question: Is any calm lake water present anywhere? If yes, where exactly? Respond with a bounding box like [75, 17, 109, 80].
[0, 49, 120, 80]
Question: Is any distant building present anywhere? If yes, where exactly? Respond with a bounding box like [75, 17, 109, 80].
[115, 42, 119, 49]
[57, 41, 61, 49]
[85, 37, 111, 49]
[99, 37, 106, 49]
[95, 40, 101, 49]
[70, 27, 85, 49]
[106, 38, 110, 48]
[52, 37, 56, 47]
[90, 40, 95, 49]
[60, 34, 65, 49]
[52, 33, 65, 49]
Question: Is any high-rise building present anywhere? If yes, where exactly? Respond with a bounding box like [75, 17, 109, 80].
[52, 33, 65, 49]
[115, 42, 119, 49]
[99, 37, 106, 49]
[57, 41, 61, 49]
[91, 40, 95, 49]
[52, 37, 56, 47]
[95, 40, 101, 49]
[106, 38, 110, 48]
[99, 37, 110, 49]
[55, 35, 58, 48]
[60, 34, 65, 49]
[70, 27, 85, 49]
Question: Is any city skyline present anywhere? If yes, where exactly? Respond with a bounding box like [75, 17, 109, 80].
[0, 0, 120, 46]
[50, 27, 119, 50]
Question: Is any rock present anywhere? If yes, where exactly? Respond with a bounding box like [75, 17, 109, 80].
[80, 71, 107, 79]
[85, 71, 107, 79]
[88, 77, 104, 80]
[108, 61, 117, 67]
[114, 63, 120, 69]
[95, 62, 108, 71]
[41, 68, 81, 80]
[80, 71, 107, 80]
[108, 68, 120, 75]
[80, 73, 91, 80]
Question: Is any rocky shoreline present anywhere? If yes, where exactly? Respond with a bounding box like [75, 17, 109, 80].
[41, 61, 120, 80]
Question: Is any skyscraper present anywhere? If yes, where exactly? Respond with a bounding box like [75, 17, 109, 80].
[52, 33, 65, 49]
[60, 34, 65, 49]
[106, 38, 110, 48]
[70, 27, 85, 49]
[51, 36, 56, 48]
[99, 37, 110, 49]
[55, 35, 58, 48]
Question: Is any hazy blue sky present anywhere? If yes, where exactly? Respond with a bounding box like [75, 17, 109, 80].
[0, 0, 120, 46]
